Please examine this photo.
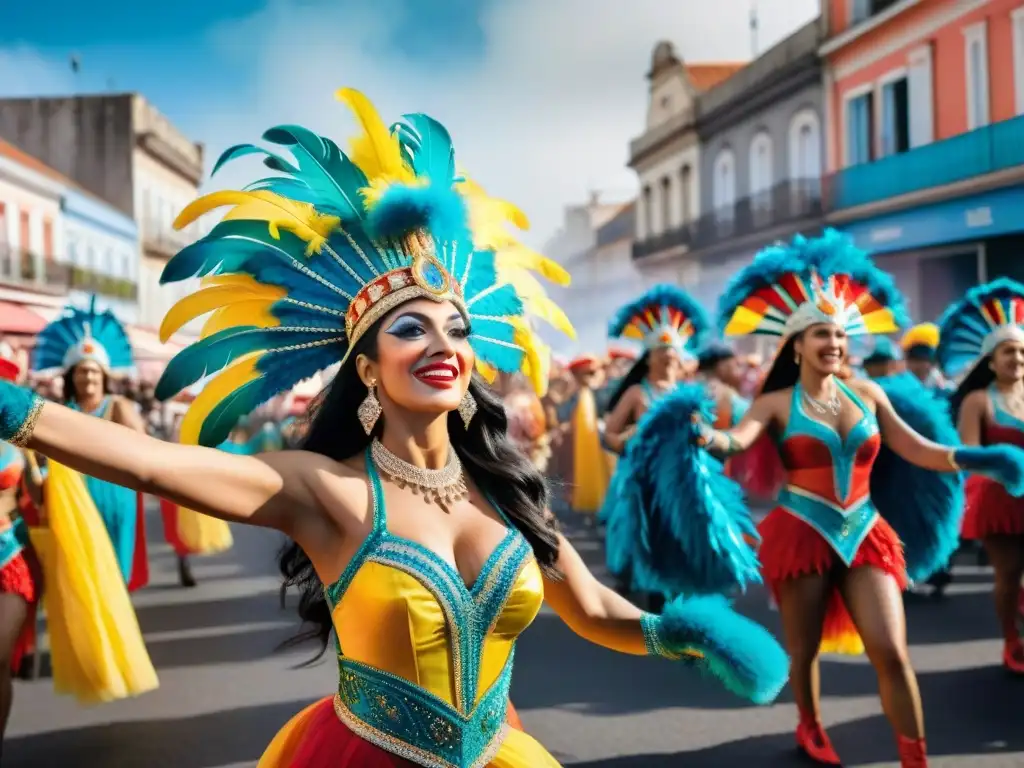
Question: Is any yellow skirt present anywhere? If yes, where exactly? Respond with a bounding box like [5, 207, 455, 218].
[176, 507, 233, 554]
[29, 461, 158, 704]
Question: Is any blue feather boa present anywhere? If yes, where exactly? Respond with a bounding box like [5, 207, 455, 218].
[869, 373, 964, 582]
[955, 445, 1024, 496]
[606, 383, 761, 596]
[657, 594, 788, 705]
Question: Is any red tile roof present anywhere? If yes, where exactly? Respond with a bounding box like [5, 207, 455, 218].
[0, 137, 74, 186]
[686, 63, 746, 91]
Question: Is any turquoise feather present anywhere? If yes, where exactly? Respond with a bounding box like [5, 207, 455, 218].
[393, 114, 457, 185]
[33, 295, 134, 373]
[936, 277, 1024, 376]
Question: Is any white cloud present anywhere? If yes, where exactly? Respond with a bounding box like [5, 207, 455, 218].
[192, 0, 819, 246]
[1, 0, 819, 248]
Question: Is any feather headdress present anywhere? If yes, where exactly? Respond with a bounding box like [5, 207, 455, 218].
[901, 322, 940, 361]
[608, 284, 711, 358]
[155, 88, 573, 446]
[32, 296, 134, 375]
[936, 277, 1024, 377]
[718, 229, 907, 340]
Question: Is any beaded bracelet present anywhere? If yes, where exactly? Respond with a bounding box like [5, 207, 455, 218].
[0, 385, 44, 448]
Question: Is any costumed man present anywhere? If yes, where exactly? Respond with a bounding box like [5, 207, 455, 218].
[31, 298, 149, 590]
[902, 323, 953, 395]
[565, 355, 612, 518]
[862, 337, 903, 379]
[600, 285, 711, 606]
[939, 279, 1024, 673]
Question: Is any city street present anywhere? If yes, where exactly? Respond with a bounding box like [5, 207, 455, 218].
[6, 505, 1023, 767]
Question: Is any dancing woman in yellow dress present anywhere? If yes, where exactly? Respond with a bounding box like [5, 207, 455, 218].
[0, 89, 788, 767]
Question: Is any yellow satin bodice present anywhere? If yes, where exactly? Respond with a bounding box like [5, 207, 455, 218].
[332, 554, 544, 707]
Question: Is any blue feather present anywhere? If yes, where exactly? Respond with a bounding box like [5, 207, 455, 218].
[32, 296, 134, 373]
[393, 114, 457, 186]
[937, 277, 1024, 376]
[869, 373, 964, 582]
[657, 594, 788, 705]
[717, 228, 910, 335]
[608, 383, 761, 596]
[608, 284, 712, 351]
[366, 183, 469, 244]
[955, 444, 1024, 497]
[211, 144, 298, 178]
[155, 326, 345, 400]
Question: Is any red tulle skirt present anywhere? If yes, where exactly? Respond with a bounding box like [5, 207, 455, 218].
[962, 475, 1024, 540]
[259, 699, 533, 768]
[758, 507, 907, 655]
[0, 550, 39, 673]
[159, 498, 191, 557]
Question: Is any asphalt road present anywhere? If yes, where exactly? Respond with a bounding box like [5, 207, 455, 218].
[6, 504, 1023, 767]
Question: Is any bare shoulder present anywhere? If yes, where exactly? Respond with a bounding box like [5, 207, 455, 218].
[960, 388, 989, 414]
[848, 377, 884, 403]
[756, 387, 790, 413]
[291, 450, 373, 531]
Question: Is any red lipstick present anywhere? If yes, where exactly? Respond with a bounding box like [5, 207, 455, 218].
[414, 362, 460, 390]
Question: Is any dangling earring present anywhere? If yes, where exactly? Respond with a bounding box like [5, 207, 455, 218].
[458, 391, 477, 430]
[358, 381, 382, 436]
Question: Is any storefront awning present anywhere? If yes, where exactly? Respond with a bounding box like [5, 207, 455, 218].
[0, 301, 48, 335]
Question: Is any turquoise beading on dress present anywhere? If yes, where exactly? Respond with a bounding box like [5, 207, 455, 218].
[321, 447, 531, 768]
[776, 381, 880, 564]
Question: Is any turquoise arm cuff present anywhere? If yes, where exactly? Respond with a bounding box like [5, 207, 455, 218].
[639, 612, 683, 660]
[0, 380, 43, 447]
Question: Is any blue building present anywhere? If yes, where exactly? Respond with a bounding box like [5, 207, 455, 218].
[61, 187, 139, 325]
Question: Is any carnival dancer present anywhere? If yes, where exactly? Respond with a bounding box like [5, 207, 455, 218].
[697, 340, 750, 431]
[565, 355, 612, 517]
[695, 231, 1024, 767]
[862, 337, 903, 379]
[0, 344, 41, 749]
[595, 347, 635, 415]
[31, 298, 149, 589]
[904, 323, 953, 395]
[0, 89, 789, 768]
[600, 285, 710, 603]
[940, 278, 1024, 673]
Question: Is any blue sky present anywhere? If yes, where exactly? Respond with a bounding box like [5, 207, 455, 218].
[0, 0, 818, 244]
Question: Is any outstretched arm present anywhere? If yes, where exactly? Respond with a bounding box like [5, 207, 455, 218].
[700, 392, 774, 458]
[543, 532, 648, 655]
[863, 379, 958, 472]
[25, 398, 323, 534]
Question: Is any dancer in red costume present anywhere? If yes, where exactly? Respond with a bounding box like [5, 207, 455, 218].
[699, 232, 1024, 767]
[940, 279, 1024, 673]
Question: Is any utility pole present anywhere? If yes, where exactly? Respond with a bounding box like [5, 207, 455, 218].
[750, 0, 760, 59]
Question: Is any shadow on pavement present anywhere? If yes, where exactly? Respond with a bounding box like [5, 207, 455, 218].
[4, 699, 312, 768]
[132, 590, 286, 635]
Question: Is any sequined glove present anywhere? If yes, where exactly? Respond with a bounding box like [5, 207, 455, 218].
[952, 445, 1024, 496]
[0, 379, 43, 448]
[639, 594, 789, 705]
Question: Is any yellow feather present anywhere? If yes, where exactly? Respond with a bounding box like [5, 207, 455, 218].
[901, 322, 940, 350]
[335, 88, 415, 186]
[475, 359, 498, 383]
[200, 274, 271, 291]
[180, 358, 262, 446]
[496, 245, 570, 287]
[201, 300, 281, 339]
[511, 319, 551, 396]
[174, 190, 339, 256]
[160, 282, 287, 342]
[497, 269, 576, 339]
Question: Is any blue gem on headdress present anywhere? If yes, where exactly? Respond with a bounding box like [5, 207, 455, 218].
[423, 261, 445, 290]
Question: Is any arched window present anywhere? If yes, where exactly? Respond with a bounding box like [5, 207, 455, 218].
[679, 164, 692, 225]
[788, 109, 823, 213]
[642, 185, 653, 239]
[712, 149, 736, 217]
[749, 132, 773, 197]
[660, 176, 672, 232]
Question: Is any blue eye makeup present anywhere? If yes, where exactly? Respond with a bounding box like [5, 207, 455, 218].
[384, 316, 425, 338]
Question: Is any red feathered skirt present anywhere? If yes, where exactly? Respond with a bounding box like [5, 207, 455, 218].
[0, 538, 39, 674]
[758, 508, 907, 655]
[258, 699, 536, 767]
[962, 475, 1024, 539]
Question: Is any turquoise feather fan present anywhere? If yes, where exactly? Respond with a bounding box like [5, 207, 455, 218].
[33, 295, 134, 374]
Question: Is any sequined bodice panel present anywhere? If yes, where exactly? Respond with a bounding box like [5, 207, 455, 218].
[323, 450, 542, 713]
[985, 388, 1024, 449]
[777, 382, 880, 507]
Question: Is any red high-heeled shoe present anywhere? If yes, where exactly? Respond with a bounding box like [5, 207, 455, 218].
[897, 735, 928, 767]
[796, 720, 841, 765]
[1003, 641, 1024, 675]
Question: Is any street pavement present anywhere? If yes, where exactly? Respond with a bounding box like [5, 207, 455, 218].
[6, 503, 1024, 767]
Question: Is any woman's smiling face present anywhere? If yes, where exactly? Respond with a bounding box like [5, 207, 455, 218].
[364, 298, 474, 416]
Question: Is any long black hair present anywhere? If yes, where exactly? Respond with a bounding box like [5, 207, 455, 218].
[605, 351, 649, 413]
[61, 362, 113, 406]
[278, 316, 561, 659]
[949, 356, 992, 424]
[761, 335, 801, 395]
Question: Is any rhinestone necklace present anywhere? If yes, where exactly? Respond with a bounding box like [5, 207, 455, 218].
[801, 382, 842, 417]
[370, 439, 468, 510]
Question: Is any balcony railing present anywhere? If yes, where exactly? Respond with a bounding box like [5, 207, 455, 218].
[0, 245, 72, 293]
[827, 115, 1024, 211]
[692, 179, 823, 249]
[631, 224, 693, 260]
[70, 267, 139, 301]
